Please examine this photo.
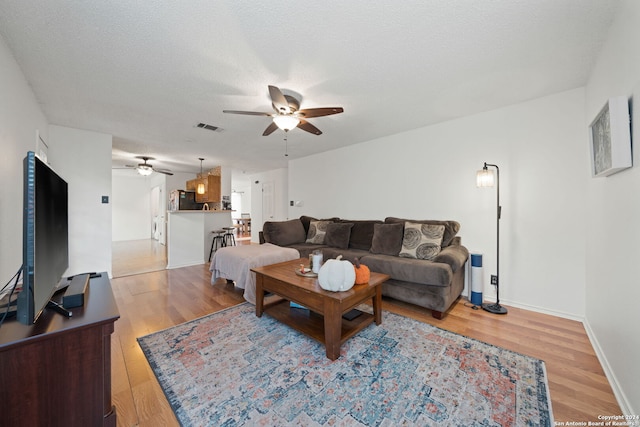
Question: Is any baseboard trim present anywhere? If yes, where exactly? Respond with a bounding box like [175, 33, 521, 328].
[166, 261, 203, 269]
[582, 319, 634, 416]
[490, 298, 585, 322]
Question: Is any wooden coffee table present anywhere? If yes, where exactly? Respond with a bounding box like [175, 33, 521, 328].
[252, 258, 389, 360]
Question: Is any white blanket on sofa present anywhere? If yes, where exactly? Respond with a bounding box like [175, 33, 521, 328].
[209, 243, 300, 304]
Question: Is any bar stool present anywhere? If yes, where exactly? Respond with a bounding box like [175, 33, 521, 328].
[222, 226, 236, 247]
[208, 229, 226, 262]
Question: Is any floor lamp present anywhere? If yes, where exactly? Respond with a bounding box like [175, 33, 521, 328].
[476, 162, 508, 314]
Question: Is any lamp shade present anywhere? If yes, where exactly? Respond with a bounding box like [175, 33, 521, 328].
[137, 165, 153, 176]
[273, 115, 300, 131]
[476, 169, 495, 187]
[197, 183, 205, 194]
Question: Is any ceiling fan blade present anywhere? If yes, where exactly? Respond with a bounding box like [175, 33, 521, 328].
[268, 85, 290, 114]
[297, 119, 322, 135]
[154, 169, 174, 176]
[223, 110, 272, 116]
[298, 107, 344, 118]
[262, 121, 279, 136]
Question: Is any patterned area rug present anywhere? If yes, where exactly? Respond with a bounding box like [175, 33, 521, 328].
[137, 303, 553, 426]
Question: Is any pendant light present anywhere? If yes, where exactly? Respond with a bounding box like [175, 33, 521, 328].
[197, 158, 205, 195]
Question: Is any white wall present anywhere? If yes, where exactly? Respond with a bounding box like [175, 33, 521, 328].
[583, 0, 640, 416]
[112, 173, 153, 241]
[289, 88, 588, 319]
[165, 172, 197, 201]
[48, 125, 113, 277]
[0, 31, 114, 285]
[0, 35, 50, 281]
[220, 165, 232, 202]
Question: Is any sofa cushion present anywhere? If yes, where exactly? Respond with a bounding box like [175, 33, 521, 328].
[385, 217, 460, 247]
[322, 247, 370, 264]
[399, 222, 445, 260]
[341, 219, 382, 250]
[262, 219, 306, 246]
[361, 254, 453, 287]
[306, 220, 332, 244]
[324, 222, 354, 249]
[370, 223, 404, 256]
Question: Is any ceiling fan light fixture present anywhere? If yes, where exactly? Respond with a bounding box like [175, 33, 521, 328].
[273, 115, 300, 131]
[137, 164, 153, 176]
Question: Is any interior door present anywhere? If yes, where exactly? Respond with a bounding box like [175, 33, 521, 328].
[262, 181, 275, 222]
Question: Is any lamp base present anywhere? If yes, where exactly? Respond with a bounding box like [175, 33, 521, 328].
[482, 302, 508, 315]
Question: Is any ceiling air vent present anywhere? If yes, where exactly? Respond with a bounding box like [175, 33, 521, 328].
[196, 123, 221, 132]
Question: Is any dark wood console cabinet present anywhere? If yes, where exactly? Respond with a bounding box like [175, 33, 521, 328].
[0, 273, 119, 427]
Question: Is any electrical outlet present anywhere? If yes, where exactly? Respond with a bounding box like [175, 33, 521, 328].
[491, 275, 498, 285]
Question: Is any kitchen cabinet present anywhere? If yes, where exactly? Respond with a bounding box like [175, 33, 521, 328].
[186, 175, 221, 203]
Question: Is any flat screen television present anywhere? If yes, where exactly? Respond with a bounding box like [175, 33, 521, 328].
[17, 151, 69, 325]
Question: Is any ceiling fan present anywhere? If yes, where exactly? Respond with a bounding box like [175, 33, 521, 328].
[118, 156, 174, 176]
[223, 85, 344, 136]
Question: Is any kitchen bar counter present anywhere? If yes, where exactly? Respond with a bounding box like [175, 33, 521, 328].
[167, 210, 233, 269]
[170, 209, 234, 213]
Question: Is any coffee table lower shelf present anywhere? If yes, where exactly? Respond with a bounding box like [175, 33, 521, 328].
[263, 298, 375, 350]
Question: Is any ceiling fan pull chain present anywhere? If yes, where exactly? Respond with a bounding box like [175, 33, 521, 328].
[284, 132, 289, 157]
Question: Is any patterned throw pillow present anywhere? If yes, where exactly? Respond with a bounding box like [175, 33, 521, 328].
[306, 220, 332, 244]
[399, 222, 445, 260]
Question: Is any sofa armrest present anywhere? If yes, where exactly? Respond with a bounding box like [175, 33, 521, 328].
[449, 236, 462, 246]
[433, 244, 469, 273]
[262, 218, 307, 246]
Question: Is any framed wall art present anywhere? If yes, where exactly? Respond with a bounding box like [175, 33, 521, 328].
[589, 96, 632, 177]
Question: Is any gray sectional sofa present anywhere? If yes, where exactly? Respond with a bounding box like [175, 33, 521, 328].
[260, 215, 469, 319]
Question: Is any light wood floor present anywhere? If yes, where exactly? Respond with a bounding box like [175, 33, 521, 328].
[112, 239, 168, 278]
[110, 261, 621, 426]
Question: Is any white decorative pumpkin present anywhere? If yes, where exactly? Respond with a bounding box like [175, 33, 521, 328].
[318, 255, 356, 292]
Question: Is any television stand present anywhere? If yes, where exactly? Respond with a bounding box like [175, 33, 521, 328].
[0, 272, 119, 427]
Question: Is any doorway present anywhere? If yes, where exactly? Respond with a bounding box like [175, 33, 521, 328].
[111, 174, 167, 278]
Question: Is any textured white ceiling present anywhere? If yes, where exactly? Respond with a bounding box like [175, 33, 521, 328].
[0, 0, 619, 179]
